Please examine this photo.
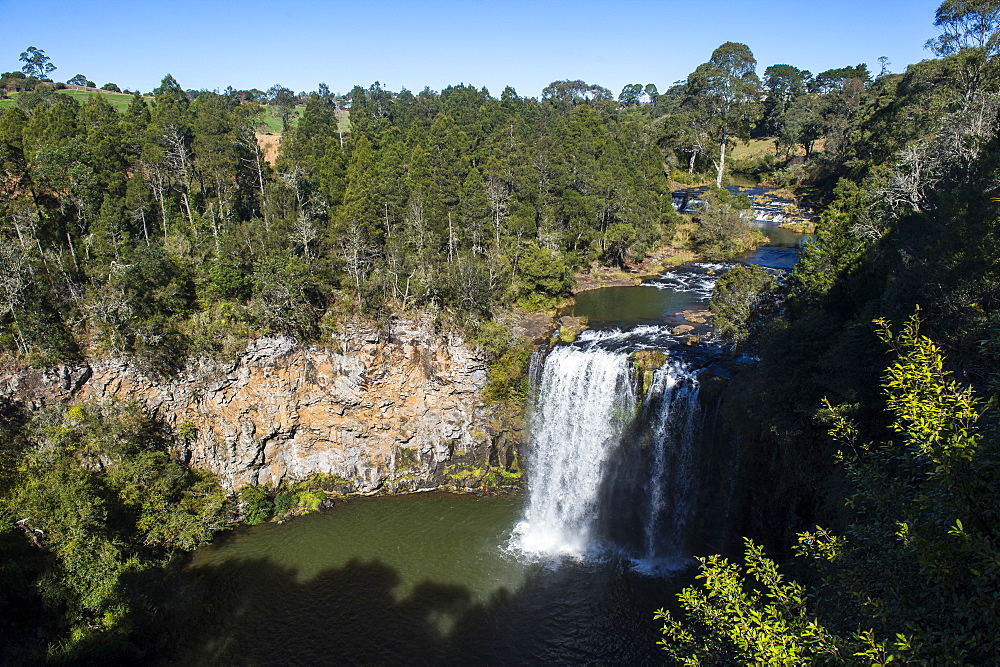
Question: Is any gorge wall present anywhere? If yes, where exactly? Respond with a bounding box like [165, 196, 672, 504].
[1, 318, 521, 493]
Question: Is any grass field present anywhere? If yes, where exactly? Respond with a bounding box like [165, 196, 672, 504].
[730, 137, 779, 160]
[260, 105, 306, 134]
[0, 90, 321, 136]
[259, 105, 351, 136]
[0, 88, 138, 111]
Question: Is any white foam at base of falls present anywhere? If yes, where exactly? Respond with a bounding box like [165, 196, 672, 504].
[510, 343, 636, 558]
[510, 333, 703, 571]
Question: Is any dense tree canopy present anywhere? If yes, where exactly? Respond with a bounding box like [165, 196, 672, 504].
[5, 3, 1000, 659]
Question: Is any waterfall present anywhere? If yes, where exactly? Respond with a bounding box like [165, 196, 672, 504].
[635, 361, 700, 572]
[511, 332, 702, 570]
[512, 342, 637, 557]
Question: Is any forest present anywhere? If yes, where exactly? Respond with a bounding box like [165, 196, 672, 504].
[2, 0, 1000, 661]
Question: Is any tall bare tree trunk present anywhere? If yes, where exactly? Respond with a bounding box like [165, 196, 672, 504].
[716, 132, 728, 188]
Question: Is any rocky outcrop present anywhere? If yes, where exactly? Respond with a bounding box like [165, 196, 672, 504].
[1, 318, 521, 493]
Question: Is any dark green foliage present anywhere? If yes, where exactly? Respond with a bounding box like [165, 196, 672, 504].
[0, 65, 685, 369]
[239, 485, 274, 525]
[662, 315, 1000, 663]
[19, 47, 56, 81]
[0, 402, 232, 661]
[663, 5, 1000, 661]
[710, 264, 779, 347]
[803, 314, 1000, 661]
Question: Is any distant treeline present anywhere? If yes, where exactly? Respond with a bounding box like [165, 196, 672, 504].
[0, 36, 889, 372]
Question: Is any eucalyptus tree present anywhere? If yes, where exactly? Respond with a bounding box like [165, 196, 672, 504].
[810, 64, 871, 93]
[67, 74, 95, 87]
[684, 42, 763, 186]
[618, 83, 644, 106]
[541, 79, 614, 107]
[780, 93, 825, 158]
[18, 46, 56, 80]
[926, 0, 1000, 97]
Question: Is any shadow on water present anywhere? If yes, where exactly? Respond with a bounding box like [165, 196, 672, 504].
[156, 552, 687, 665]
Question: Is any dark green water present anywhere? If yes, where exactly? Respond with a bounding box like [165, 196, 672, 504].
[566, 284, 698, 325]
[170, 493, 683, 664]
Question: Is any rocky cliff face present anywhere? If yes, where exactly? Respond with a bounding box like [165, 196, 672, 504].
[1, 319, 521, 493]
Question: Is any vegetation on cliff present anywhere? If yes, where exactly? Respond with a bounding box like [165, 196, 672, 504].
[0, 402, 231, 661]
[5, 0, 1000, 660]
[665, 1, 1000, 662]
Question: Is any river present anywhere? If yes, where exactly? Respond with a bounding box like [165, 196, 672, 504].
[167, 493, 683, 664]
[163, 191, 808, 665]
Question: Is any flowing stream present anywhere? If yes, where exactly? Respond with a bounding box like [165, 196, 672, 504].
[165, 189, 808, 664]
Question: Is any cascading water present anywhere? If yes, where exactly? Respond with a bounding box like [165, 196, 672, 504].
[634, 361, 700, 572]
[511, 340, 638, 557]
[511, 331, 702, 571]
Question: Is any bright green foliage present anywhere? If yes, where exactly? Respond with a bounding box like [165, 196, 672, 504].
[661, 310, 1000, 663]
[482, 344, 532, 404]
[811, 312, 1000, 662]
[877, 312, 981, 466]
[655, 538, 900, 665]
[297, 490, 324, 512]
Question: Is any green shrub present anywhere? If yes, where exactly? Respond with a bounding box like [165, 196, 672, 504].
[482, 344, 532, 404]
[272, 492, 295, 516]
[710, 264, 779, 347]
[296, 490, 324, 512]
[239, 486, 273, 525]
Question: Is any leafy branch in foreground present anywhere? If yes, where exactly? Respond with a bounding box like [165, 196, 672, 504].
[654, 538, 902, 665]
[659, 309, 999, 663]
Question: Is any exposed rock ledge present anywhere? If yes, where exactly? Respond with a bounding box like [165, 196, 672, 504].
[1, 318, 520, 493]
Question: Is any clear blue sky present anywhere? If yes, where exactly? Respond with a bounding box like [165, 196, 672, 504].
[6, 0, 943, 97]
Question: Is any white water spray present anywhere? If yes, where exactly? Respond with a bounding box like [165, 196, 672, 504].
[511, 332, 702, 567]
[635, 361, 700, 572]
[511, 342, 636, 558]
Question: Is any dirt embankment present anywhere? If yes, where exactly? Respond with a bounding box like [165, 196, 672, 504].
[255, 133, 280, 165]
[572, 241, 698, 294]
